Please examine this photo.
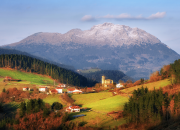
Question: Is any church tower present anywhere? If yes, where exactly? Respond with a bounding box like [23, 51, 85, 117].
[102, 76, 105, 85]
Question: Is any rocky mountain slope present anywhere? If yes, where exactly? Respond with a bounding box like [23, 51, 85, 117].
[3, 23, 180, 80]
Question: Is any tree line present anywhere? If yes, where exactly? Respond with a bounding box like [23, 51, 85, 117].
[123, 87, 180, 125]
[0, 54, 89, 86]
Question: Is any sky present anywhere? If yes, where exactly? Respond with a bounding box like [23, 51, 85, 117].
[0, 0, 180, 53]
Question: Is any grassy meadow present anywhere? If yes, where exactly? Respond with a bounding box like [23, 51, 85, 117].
[121, 78, 171, 94]
[72, 92, 112, 105]
[71, 92, 128, 128]
[43, 94, 62, 105]
[0, 68, 54, 85]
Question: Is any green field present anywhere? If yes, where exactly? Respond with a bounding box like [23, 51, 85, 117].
[83, 95, 128, 112]
[122, 78, 171, 94]
[72, 92, 113, 105]
[71, 92, 128, 128]
[0, 68, 54, 85]
[43, 95, 62, 105]
[72, 92, 128, 112]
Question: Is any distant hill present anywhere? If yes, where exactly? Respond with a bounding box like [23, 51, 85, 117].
[78, 69, 134, 83]
[0, 54, 95, 87]
[0, 48, 75, 71]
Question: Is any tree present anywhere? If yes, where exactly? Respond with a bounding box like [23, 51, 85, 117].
[118, 80, 124, 83]
[43, 107, 50, 117]
[126, 80, 132, 83]
[19, 102, 26, 117]
[51, 102, 63, 110]
[2, 88, 5, 93]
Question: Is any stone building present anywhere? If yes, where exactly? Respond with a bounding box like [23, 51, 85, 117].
[101, 76, 113, 87]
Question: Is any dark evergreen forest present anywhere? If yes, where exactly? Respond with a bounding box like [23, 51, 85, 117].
[0, 54, 92, 86]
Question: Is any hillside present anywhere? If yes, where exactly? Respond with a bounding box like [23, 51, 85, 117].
[0, 54, 94, 87]
[0, 47, 75, 71]
[0, 68, 54, 85]
[78, 69, 134, 83]
[3, 23, 180, 80]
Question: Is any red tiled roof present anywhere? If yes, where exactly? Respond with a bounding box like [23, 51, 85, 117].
[73, 91, 82, 93]
[67, 89, 75, 91]
[51, 89, 58, 93]
[5, 76, 12, 79]
[39, 87, 47, 88]
[71, 106, 81, 109]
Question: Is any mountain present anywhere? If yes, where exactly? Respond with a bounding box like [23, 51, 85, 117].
[3, 23, 180, 80]
[0, 48, 75, 71]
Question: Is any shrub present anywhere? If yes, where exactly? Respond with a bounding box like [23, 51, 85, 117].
[51, 102, 63, 110]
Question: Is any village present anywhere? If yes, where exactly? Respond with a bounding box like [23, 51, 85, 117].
[3, 75, 124, 113]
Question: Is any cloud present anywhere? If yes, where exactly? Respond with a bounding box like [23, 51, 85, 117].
[81, 12, 166, 21]
[81, 15, 95, 21]
[147, 12, 166, 19]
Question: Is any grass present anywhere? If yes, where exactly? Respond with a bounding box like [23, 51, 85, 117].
[43, 94, 62, 105]
[122, 78, 171, 94]
[0, 68, 54, 85]
[71, 92, 129, 128]
[72, 92, 113, 105]
[83, 95, 128, 112]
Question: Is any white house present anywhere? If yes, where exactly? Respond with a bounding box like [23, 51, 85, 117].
[23, 87, 29, 91]
[67, 88, 75, 93]
[66, 106, 80, 112]
[116, 83, 124, 88]
[39, 87, 47, 92]
[58, 84, 66, 88]
[55, 87, 63, 94]
[72, 89, 82, 94]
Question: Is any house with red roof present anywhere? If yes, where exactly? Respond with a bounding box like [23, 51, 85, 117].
[58, 84, 66, 88]
[4, 76, 12, 81]
[23, 87, 29, 91]
[66, 106, 81, 112]
[72, 89, 82, 94]
[67, 88, 75, 93]
[49, 89, 58, 94]
[39, 87, 47, 92]
[67, 88, 82, 94]
[55, 87, 63, 94]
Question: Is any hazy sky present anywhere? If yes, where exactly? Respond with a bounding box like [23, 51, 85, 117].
[1, 0, 180, 53]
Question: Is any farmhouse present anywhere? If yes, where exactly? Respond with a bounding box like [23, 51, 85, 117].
[49, 89, 58, 94]
[67, 88, 82, 94]
[4, 76, 12, 81]
[23, 87, 29, 91]
[116, 83, 123, 88]
[67, 88, 75, 93]
[55, 87, 63, 94]
[66, 106, 81, 112]
[39, 87, 47, 92]
[72, 89, 82, 94]
[58, 84, 66, 88]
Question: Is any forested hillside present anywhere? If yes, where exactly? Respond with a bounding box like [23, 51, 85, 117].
[0, 48, 75, 70]
[0, 54, 93, 86]
[118, 59, 180, 129]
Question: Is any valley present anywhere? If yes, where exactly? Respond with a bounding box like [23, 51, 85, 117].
[0, 55, 178, 129]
